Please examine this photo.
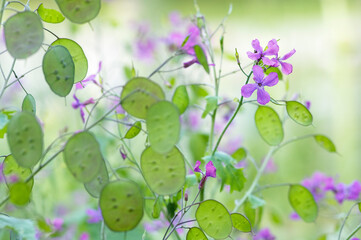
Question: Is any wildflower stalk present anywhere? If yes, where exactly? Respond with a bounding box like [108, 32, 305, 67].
[0, 59, 16, 100]
[345, 223, 361, 240]
[338, 201, 360, 240]
[0, 0, 6, 26]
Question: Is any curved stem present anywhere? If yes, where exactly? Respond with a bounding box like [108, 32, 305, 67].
[232, 147, 276, 212]
[148, 53, 181, 79]
[345, 223, 361, 240]
[338, 202, 360, 240]
[43, 28, 60, 39]
[274, 134, 315, 154]
[0, 59, 16, 100]
[212, 71, 253, 155]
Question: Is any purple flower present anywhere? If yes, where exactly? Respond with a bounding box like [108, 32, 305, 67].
[241, 65, 279, 105]
[51, 218, 64, 232]
[305, 100, 311, 110]
[79, 232, 90, 240]
[247, 39, 279, 65]
[271, 49, 296, 75]
[334, 181, 361, 204]
[75, 61, 102, 90]
[289, 212, 301, 221]
[72, 94, 95, 123]
[86, 207, 103, 223]
[193, 161, 217, 189]
[264, 158, 277, 174]
[0, 163, 5, 183]
[302, 172, 335, 202]
[119, 147, 127, 160]
[253, 228, 276, 240]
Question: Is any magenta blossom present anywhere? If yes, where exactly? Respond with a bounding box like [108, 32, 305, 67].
[247, 39, 279, 65]
[253, 228, 276, 240]
[289, 212, 301, 221]
[86, 207, 103, 223]
[302, 172, 335, 202]
[72, 94, 95, 123]
[305, 100, 311, 110]
[334, 181, 361, 204]
[79, 232, 90, 240]
[194, 161, 216, 189]
[241, 65, 278, 105]
[75, 61, 102, 90]
[271, 49, 296, 75]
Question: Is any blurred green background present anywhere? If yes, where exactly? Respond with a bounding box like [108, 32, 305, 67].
[0, 0, 361, 239]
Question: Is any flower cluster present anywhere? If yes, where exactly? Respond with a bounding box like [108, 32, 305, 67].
[241, 39, 296, 105]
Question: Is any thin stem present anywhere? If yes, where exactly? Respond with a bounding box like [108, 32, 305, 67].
[212, 71, 253, 155]
[232, 147, 276, 212]
[253, 183, 291, 194]
[274, 134, 315, 154]
[84, 104, 119, 131]
[148, 53, 179, 79]
[0, 59, 16, 100]
[5, 65, 42, 90]
[0, 0, 6, 26]
[338, 202, 360, 240]
[345, 223, 361, 240]
[43, 28, 60, 39]
[101, 221, 106, 240]
[12, 70, 28, 94]
[6, 1, 26, 7]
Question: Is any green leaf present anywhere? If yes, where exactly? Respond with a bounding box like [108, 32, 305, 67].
[317, 234, 327, 240]
[220, 36, 224, 53]
[243, 200, 256, 227]
[186, 227, 208, 240]
[231, 213, 252, 233]
[152, 197, 163, 219]
[189, 133, 208, 162]
[42, 45, 75, 97]
[231, 147, 247, 161]
[4, 11, 44, 59]
[265, 67, 283, 80]
[7, 112, 43, 168]
[248, 195, 265, 209]
[36, 218, 52, 233]
[3, 155, 34, 190]
[146, 101, 180, 154]
[314, 135, 336, 153]
[172, 86, 189, 114]
[37, 3, 65, 23]
[181, 35, 190, 48]
[141, 147, 186, 195]
[358, 202, 361, 212]
[288, 184, 318, 223]
[0, 215, 36, 240]
[9, 182, 31, 206]
[51, 38, 88, 83]
[0, 110, 16, 139]
[22, 94, 36, 114]
[99, 180, 144, 232]
[202, 96, 218, 118]
[120, 77, 165, 119]
[286, 101, 313, 126]
[196, 200, 232, 239]
[194, 45, 209, 74]
[124, 121, 141, 139]
[84, 160, 109, 198]
[55, 0, 101, 24]
[204, 152, 246, 193]
[255, 106, 284, 146]
[184, 174, 198, 188]
[63, 131, 103, 183]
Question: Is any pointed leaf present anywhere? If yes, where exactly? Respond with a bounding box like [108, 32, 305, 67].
[195, 200, 232, 239]
[172, 86, 189, 114]
[121, 77, 165, 119]
[37, 3, 65, 23]
[231, 147, 247, 161]
[255, 106, 284, 146]
[146, 101, 180, 154]
[288, 184, 318, 223]
[22, 94, 36, 114]
[55, 0, 101, 24]
[3, 155, 34, 190]
[286, 101, 313, 126]
[314, 135, 336, 153]
[4, 11, 43, 59]
[202, 96, 218, 118]
[124, 121, 141, 139]
[194, 45, 209, 74]
[51, 38, 88, 83]
[186, 227, 208, 240]
[141, 147, 186, 195]
[243, 200, 256, 227]
[99, 180, 144, 231]
[42, 45, 75, 97]
[7, 112, 43, 168]
[231, 213, 252, 233]
[0, 215, 36, 240]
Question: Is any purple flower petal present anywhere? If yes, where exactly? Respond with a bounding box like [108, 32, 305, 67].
[80, 108, 85, 123]
[72, 94, 80, 109]
[335, 183, 346, 204]
[247, 51, 261, 61]
[304, 101, 311, 110]
[257, 88, 270, 105]
[241, 83, 258, 98]
[346, 181, 361, 201]
[262, 57, 277, 66]
[83, 98, 95, 105]
[263, 39, 279, 56]
[251, 39, 262, 53]
[252, 65, 264, 83]
[79, 232, 90, 240]
[263, 72, 278, 87]
[86, 208, 103, 223]
[194, 161, 202, 173]
[280, 49, 296, 61]
[205, 161, 216, 178]
[280, 61, 293, 75]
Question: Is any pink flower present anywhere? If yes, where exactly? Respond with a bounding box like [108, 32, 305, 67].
[271, 49, 296, 75]
[75, 61, 102, 90]
[79, 232, 90, 240]
[253, 228, 276, 240]
[247, 39, 279, 65]
[72, 94, 95, 123]
[193, 161, 217, 189]
[86, 208, 103, 223]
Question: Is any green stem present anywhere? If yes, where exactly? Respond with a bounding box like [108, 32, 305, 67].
[338, 202, 360, 240]
[274, 134, 315, 154]
[232, 147, 275, 212]
[0, 59, 16, 100]
[148, 52, 182, 79]
[0, 0, 5, 26]
[212, 71, 253, 155]
[253, 183, 291, 194]
[345, 223, 361, 240]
